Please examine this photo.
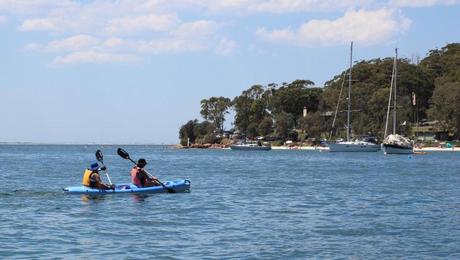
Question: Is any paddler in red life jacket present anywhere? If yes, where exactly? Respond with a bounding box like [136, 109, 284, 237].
[82, 163, 114, 190]
[131, 158, 160, 187]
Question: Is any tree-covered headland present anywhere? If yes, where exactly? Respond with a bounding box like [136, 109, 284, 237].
[179, 43, 460, 146]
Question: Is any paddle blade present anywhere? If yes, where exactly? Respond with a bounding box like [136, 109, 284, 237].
[117, 148, 130, 159]
[95, 150, 103, 162]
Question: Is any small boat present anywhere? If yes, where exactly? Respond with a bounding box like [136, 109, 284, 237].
[382, 48, 414, 155]
[230, 141, 271, 151]
[63, 179, 191, 194]
[329, 140, 380, 152]
[381, 134, 413, 154]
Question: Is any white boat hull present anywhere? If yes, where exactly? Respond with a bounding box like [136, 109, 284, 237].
[328, 142, 380, 152]
[381, 144, 414, 154]
[230, 145, 271, 151]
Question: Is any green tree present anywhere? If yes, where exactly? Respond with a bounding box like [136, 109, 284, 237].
[179, 119, 198, 146]
[275, 112, 294, 140]
[299, 112, 330, 139]
[420, 43, 460, 83]
[246, 122, 259, 138]
[258, 117, 273, 136]
[322, 57, 434, 139]
[428, 82, 460, 136]
[200, 97, 232, 133]
[233, 85, 270, 135]
[194, 121, 214, 140]
[269, 80, 321, 127]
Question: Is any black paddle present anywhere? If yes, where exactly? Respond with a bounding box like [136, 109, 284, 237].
[117, 148, 175, 193]
[95, 149, 113, 185]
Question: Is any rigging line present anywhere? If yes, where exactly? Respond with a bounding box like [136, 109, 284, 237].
[330, 70, 347, 139]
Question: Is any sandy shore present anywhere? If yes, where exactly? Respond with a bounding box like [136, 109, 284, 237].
[270, 146, 460, 152]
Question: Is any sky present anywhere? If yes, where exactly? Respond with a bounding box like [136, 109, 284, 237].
[0, 0, 459, 144]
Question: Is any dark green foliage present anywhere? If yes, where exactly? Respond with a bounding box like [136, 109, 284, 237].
[233, 85, 271, 136]
[200, 96, 232, 133]
[421, 43, 460, 137]
[420, 43, 460, 83]
[299, 112, 330, 139]
[246, 122, 259, 138]
[287, 131, 298, 141]
[179, 120, 197, 146]
[428, 82, 460, 136]
[323, 57, 434, 139]
[258, 117, 274, 136]
[269, 80, 321, 126]
[179, 120, 215, 145]
[275, 112, 294, 140]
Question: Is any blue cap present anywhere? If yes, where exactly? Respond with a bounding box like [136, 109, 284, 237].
[90, 162, 99, 171]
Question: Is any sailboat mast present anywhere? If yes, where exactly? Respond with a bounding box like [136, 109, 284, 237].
[383, 48, 396, 138]
[393, 48, 398, 135]
[347, 41, 353, 142]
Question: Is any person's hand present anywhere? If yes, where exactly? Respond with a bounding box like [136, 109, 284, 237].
[100, 166, 107, 171]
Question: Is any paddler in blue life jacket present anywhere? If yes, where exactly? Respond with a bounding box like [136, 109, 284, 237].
[82, 163, 114, 190]
[130, 158, 160, 187]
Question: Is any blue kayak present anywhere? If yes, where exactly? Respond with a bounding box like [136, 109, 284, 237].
[63, 179, 191, 194]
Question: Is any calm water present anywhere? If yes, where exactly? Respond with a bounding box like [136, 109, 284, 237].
[0, 145, 459, 259]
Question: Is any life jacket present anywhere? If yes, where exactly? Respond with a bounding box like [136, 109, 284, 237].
[82, 169, 93, 186]
[131, 166, 143, 186]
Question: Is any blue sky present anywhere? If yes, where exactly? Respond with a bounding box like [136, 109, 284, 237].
[0, 0, 459, 144]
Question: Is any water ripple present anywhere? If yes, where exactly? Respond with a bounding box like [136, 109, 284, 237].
[0, 145, 459, 258]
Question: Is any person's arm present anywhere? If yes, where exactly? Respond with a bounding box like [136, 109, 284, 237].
[141, 169, 158, 181]
[93, 173, 102, 183]
[91, 173, 109, 189]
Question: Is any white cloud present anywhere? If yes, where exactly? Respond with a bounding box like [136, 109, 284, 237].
[104, 37, 124, 48]
[215, 38, 236, 55]
[256, 27, 295, 42]
[173, 20, 219, 39]
[0, 0, 75, 15]
[134, 39, 208, 54]
[13, 0, 456, 65]
[47, 35, 98, 51]
[389, 0, 460, 7]
[53, 51, 140, 65]
[19, 18, 56, 31]
[105, 14, 179, 34]
[257, 9, 412, 46]
[247, 0, 374, 13]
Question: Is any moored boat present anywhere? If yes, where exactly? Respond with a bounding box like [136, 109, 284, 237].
[329, 140, 380, 152]
[328, 42, 380, 153]
[63, 179, 191, 194]
[381, 134, 413, 154]
[381, 48, 414, 155]
[230, 141, 271, 151]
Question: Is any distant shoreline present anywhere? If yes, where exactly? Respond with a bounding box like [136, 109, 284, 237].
[269, 146, 460, 152]
[177, 144, 460, 152]
[0, 143, 174, 146]
[1, 143, 458, 152]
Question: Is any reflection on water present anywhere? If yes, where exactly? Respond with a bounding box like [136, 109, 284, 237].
[80, 194, 150, 203]
[80, 194, 107, 203]
[131, 194, 150, 202]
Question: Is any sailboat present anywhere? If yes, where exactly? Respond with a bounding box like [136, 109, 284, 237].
[329, 42, 380, 152]
[381, 48, 414, 154]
